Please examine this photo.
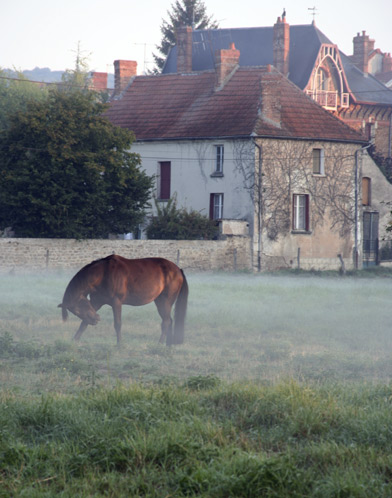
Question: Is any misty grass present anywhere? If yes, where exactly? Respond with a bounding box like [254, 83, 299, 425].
[1, 270, 392, 391]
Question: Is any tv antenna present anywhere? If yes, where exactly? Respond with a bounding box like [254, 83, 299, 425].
[308, 6, 318, 22]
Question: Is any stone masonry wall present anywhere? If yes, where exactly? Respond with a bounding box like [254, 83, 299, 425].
[0, 236, 252, 274]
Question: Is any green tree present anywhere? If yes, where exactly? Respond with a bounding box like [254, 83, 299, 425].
[0, 88, 153, 238]
[146, 197, 218, 240]
[153, 0, 218, 72]
[0, 69, 49, 130]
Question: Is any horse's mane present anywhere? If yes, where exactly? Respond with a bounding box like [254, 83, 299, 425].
[62, 256, 111, 305]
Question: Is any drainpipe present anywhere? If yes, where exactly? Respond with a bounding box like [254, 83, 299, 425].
[354, 143, 372, 269]
[253, 139, 263, 272]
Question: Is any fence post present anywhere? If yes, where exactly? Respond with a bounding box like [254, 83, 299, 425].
[297, 247, 301, 270]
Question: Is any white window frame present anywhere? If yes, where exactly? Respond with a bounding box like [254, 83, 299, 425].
[211, 193, 224, 219]
[312, 148, 325, 175]
[293, 194, 309, 231]
[214, 145, 224, 174]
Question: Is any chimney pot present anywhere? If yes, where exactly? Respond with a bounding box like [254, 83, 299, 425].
[273, 15, 290, 76]
[114, 60, 137, 96]
[352, 31, 370, 74]
[90, 72, 108, 91]
[176, 26, 193, 73]
[214, 42, 240, 89]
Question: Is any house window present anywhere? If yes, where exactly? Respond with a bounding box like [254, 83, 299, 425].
[316, 68, 328, 91]
[362, 177, 371, 206]
[158, 161, 171, 200]
[312, 148, 324, 175]
[292, 194, 310, 231]
[214, 145, 224, 175]
[365, 122, 376, 142]
[210, 193, 224, 219]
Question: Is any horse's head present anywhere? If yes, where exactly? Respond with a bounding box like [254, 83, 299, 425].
[66, 298, 100, 325]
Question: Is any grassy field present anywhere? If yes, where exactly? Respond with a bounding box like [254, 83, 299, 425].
[1, 268, 392, 496]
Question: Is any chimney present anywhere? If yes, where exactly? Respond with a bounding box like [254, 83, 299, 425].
[383, 53, 392, 73]
[176, 26, 193, 73]
[273, 16, 290, 76]
[261, 72, 281, 128]
[114, 60, 137, 96]
[215, 42, 240, 89]
[90, 72, 108, 91]
[352, 31, 371, 74]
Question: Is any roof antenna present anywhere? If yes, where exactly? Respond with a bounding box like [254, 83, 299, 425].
[308, 6, 318, 24]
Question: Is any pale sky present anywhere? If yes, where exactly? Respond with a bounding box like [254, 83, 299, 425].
[2, 0, 391, 75]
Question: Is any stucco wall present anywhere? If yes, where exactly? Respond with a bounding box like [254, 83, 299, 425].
[254, 139, 359, 271]
[0, 236, 252, 274]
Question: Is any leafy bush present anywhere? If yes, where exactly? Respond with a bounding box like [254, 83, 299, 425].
[146, 197, 218, 240]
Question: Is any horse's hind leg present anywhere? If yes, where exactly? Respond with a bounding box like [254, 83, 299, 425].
[74, 320, 88, 341]
[112, 298, 122, 345]
[154, 297, 173, 346]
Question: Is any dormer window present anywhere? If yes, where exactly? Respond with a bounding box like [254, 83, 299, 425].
[306, 44, 349, 110]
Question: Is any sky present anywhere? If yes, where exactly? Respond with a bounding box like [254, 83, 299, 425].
[2, 0, 391, 76]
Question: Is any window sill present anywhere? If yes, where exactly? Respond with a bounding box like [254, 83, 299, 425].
[291, 230, 312, 235]
[312, 173, 326, 177]
[156, 198, 170, 202]
[210, 172, 224, 178]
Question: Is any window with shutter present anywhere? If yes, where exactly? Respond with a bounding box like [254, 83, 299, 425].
[158, 162, 171, 200]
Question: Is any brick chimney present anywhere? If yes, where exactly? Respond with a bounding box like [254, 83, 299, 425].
[176, 26, 193, 73]
[261, 71, 281, 128]
[273, 16, 290, 76]
[383, 53, 392, 73]
[352, 31, 373, 74]
[215, 42, 240, 89]
[113, 60, 137, 96]
[90, 72, 108, 91]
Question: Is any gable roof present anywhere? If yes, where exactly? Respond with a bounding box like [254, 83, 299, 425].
[162, 24, 392, 106]
[105, 66, 365, 144]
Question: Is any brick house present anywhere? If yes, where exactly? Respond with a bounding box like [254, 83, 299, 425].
[105, 43, 376, 271]
[162, 16, 392, 163]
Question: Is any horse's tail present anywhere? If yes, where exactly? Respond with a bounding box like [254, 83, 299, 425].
[58, 303, 68, 322]
[173, 270, 188, 345]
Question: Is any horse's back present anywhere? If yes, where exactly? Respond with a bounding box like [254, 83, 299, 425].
[98, 255, 182, 306]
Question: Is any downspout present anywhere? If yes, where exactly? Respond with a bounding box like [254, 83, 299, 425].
[253, 139, 263, 272]
[354, 143, 372, 269]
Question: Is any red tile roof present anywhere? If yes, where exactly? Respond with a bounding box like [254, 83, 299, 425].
[105, 67, 366, 144]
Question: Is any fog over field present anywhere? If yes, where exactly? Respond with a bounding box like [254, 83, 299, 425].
[1, 270, 391, 394]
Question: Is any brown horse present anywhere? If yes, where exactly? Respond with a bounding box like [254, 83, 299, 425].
[58, 255, 188, 346]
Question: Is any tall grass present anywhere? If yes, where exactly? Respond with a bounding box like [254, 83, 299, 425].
[1, 381, 392, 496]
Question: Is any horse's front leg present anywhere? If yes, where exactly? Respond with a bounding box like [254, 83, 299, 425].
[112, 299, 122, 345]
[74, 320, 89, 341]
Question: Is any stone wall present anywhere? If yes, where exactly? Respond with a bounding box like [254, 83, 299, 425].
[0, 236, 252, 274]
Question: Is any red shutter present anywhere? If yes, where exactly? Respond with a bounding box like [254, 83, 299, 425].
[209, 194, 214, 219]
[292, 195, 295, 230]
[305, 195, 310, 231]
[160, 162, 171, 199]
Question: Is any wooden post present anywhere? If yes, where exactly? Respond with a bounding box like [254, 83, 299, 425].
[338, 254, 346, 275]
